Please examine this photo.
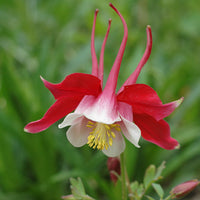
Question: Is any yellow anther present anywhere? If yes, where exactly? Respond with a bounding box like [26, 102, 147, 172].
[110, 124, 118, 128]
[88, 142, 93, 147]
[109, 138, 112, 146]
[93, 143, 97, 149]
[86, 121, 121, 151]
[89, 131, 94, 135]
[106, 131, 110, 137]
[86, 124, 94, 128]
[105, 124, 111, 130]
[88, 135, 95, 141]
[88, 121, 94, 125]
[114, 127, 121, 132]
[111, 131, 116, 138]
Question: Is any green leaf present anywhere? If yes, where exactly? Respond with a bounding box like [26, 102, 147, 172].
[154, 161, 166, 180]
[152, 183, 164, 198]
[70, 178, 95, 200]
[145, 195, 155, 200]
[144, 165, 156, 189]
[130, 181, 144, 199]
[70, 177, 86, 199]
[130, 181, 139, 194]
[137, 184, 145, 197]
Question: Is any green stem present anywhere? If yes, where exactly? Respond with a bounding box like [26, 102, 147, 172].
[120, 153, 127, 200]
[164, 194, 173, 200]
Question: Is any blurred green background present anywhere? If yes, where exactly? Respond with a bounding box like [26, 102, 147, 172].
[0, 0, 200, 199]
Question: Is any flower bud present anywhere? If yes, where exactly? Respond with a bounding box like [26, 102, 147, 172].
[170, 179, 200, 199]
[107, 157, 121, 183]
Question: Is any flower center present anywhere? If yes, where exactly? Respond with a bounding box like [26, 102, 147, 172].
[87, 121, 121, 150]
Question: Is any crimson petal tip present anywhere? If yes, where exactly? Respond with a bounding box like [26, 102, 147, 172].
[40, 75, 45, 81]
[176, 97, 184, 107]
[24, 125, 39, 134]
[24, 128, 29, 133]
[175, 144, 181, 150]
[147, 25, 151, 29]
[24, 126, 36, 134]
[40, 76, 48, 84]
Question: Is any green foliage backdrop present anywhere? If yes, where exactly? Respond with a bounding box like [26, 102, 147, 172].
[0, 0, 200, 199]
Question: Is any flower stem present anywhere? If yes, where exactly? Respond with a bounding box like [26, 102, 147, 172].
[120, 153, 127, 200]
[164, 194, 173, 200]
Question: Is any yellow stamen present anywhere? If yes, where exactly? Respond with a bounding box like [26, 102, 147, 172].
[109, 137, 113, 146]
[106, 131, 110, 137]
[105, 124, 111, 130]
[111, 131, 116, 138]
[88, 121, 94, 125]
[114, 127, 121, 132]
[86, 121, 121, 150]
[86, 124, 94, 128]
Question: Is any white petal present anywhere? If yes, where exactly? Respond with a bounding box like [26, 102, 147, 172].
[120, 115, 141, 148]
[66, 117, 90, 147]
[58, 113, 83, 128]
[102, 131, 125, 157]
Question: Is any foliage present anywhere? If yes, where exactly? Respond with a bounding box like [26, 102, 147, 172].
[0, 0, 200, 199]
[62, 178, 95, 200]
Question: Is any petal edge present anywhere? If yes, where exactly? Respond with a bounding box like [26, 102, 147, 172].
[133, 114, 179, 150]
[24, 94, 83, 133]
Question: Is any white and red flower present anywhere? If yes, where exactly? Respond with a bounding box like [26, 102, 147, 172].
[24, 3, 183, 157]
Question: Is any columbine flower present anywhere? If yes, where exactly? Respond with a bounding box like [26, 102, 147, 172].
[24, 3, 183, 157]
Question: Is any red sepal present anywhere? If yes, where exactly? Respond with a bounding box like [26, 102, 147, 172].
[24, 94, 84, 133]
[118, 84, 179, 120]
[41, 73, 101, 99]
[133, 114, 179, 150]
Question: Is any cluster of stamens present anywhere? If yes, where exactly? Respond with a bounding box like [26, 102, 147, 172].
[87, 121, 121, 150]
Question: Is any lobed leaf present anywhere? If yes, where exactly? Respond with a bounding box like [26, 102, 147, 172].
[144, 165, 156, 189]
